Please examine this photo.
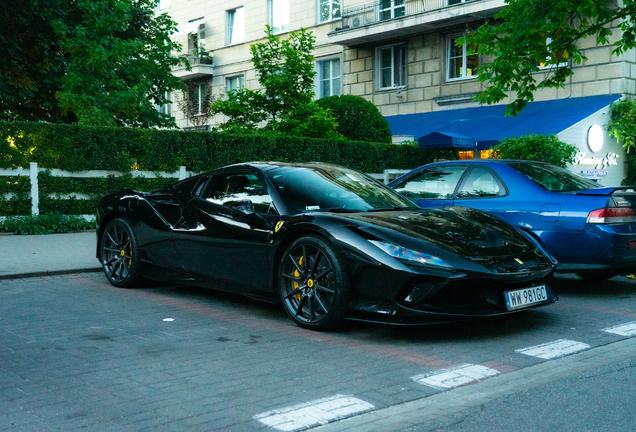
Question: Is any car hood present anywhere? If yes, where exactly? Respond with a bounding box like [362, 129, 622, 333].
[333, 206, 554, 273]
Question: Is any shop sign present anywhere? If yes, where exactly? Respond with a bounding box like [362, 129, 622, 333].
[572, 152, 619, 170]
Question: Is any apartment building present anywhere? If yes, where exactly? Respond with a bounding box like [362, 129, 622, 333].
[160, 0, 636, 185]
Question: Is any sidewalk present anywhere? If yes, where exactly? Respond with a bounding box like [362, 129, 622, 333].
[0, 231, 101, 279]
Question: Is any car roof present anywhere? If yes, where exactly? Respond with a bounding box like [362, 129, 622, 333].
[228, 161, 350, 171]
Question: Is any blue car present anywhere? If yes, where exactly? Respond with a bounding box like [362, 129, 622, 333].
[389, 160, 636, 280]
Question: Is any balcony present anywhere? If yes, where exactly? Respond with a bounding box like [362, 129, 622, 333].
[171, 52, 214, 80]
[328, 0, 505, 46]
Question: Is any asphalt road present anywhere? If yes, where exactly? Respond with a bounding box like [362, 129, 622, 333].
[1, 273, 635, 431]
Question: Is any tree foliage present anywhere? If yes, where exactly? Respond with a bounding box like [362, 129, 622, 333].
[491, 134, 579, 167]
[467, 0, 636, 116]
[316, 95, 392, 143]
[608, 98, 636, 153]
[1, 0, 187, 127]
[0, 0, 66, 122]
[212, 26, 341, 138]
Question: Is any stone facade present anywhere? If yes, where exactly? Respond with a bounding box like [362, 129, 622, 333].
[341, 22, 636, 117]
[162, 0, 636, 130]
[161, 0, 341, 129]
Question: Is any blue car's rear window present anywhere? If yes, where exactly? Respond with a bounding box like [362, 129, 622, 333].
[506, 162, 601, 192]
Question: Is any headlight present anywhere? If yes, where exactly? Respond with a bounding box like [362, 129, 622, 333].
[369, 240, 454, 270]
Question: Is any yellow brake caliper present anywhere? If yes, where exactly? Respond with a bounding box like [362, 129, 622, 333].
[293, 256, 303, 301]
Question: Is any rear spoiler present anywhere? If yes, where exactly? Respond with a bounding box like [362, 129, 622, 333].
[576, 186, 636, 196]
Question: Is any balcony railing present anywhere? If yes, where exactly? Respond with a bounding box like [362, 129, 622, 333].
[170, 52, 214, 79]
[331, 0, 477, 32]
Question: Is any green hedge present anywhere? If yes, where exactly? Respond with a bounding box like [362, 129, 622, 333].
[1, 121, 457, 215]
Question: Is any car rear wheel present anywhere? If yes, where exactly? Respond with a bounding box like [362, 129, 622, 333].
[576, 272, 617, 281]
[279, 236, 350, 331]
[101, 218, 142, 288]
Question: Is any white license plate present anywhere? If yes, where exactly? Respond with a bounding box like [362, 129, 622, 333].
[505, 285, 548, 310]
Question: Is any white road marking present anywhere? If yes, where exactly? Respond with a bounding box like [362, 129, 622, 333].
[516, 339, 591, 359]
[254, 395, 374, 431]
[602, 322, 636, 337]
[412, 364, 500, 390]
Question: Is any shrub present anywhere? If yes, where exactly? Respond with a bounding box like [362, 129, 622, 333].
[0, 214, 96, 235]
[316, 95, 392, 144]
[491, 134, 578, 167]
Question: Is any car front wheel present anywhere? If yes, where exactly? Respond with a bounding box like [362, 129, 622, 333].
[100, 218, 142, 288]
[279, 236, 350, 331]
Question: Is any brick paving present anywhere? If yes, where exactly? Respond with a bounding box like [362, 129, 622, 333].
[1, 270, 636, 430]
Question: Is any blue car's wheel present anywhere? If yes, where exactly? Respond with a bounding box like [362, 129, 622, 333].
[576, 272, 617, 281]
[279, 236, 350, 331]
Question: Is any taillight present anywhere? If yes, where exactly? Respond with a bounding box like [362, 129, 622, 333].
[586, 207, 636, 224]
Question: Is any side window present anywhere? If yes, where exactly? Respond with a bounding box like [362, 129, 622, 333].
[456, 167, 505, 198]
[393, 166, 467, 199]
[201, 173, 275, 214]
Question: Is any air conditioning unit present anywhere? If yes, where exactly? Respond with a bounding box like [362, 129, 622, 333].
[352, 17, 361, 27]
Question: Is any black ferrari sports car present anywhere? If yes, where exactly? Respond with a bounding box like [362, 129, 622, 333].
[97, 162, 558, 330]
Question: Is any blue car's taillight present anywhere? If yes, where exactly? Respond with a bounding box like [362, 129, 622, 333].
[586, 207, 636, 224]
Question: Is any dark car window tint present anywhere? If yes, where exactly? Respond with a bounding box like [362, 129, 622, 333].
[456, 167, 504, 198]
[266, 165, 417, 214]
[393, 166, 467, 199]
[201, 173, 274, 214]
[507, 162, 601, 192]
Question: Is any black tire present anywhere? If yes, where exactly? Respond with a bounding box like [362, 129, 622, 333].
[576, 272, 617, 281]
[279, 235, 350, 331]
[100, 218, 142, 288]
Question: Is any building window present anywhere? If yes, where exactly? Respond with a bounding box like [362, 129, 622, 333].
[226, 76, 245, 92]
[534, 37, 568, 68]
[447, 34, 478, 80]
[377, 44, 406, 90]
[268, 0, 289, 33]
[319, 0, 341, 22]
[190, 83, 206, 115]
[227, 7, 244, 45]
[379, 0, 405, 20]
[155, 92, 172, 116]
[155, 0, 170, 10]
[318, 59, 341, 97]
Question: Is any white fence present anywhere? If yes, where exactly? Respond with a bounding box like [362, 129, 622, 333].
[1, 163, 410, 218]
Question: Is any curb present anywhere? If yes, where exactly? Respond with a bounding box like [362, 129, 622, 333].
[0, 267, 102, 281]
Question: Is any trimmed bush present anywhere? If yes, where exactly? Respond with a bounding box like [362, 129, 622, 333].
[316, 95, 393, 144]
[1, 121, 459, 216]
[491, 134, 578, 168]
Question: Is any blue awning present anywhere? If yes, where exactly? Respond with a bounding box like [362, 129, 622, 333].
[385, 95, 622, 149]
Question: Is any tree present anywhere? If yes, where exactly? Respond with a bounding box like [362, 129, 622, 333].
[0, 0, 67, 122]
[466, 0, 636, 116]
[316, 95, 392, 143]
[0, 0, 187, 127]
[175, 80, 216, 131]
[608, 98, 636, 153]
[212, 26, 341, 138]
[491, 134, 579, 167]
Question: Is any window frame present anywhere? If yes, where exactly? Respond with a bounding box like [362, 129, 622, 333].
[155, 91, 172, 117]
[319, 0, 341, 23]
[226, 75, 245, 93]
[376, 43, 407, 91]
[268, 0, 290, 34]
[317, 58, 341, 98]
[227, 7, 245, 46]
[446, 33, 479, 81]
[378, 0, 405, 21]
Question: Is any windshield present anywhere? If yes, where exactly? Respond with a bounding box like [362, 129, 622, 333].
[506, 162, 602, 192]
[266, 165, 418, 214]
